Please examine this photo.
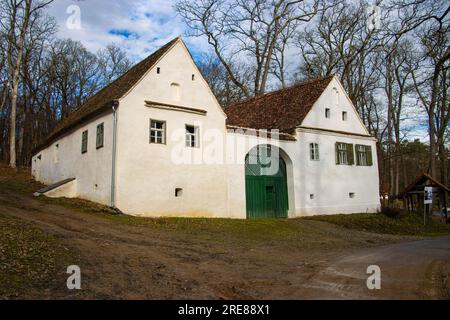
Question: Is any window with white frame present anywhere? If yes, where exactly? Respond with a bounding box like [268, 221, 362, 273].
[309, 143, 319, 161]
[185, 125, 199, 148]
[357, 145, 367, 166]
[355, 144, 373, 166]
[150, 119, 166, 144]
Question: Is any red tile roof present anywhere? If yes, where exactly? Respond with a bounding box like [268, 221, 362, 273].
[225, 75, 334, 132]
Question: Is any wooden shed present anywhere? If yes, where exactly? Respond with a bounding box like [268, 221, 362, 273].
[397, 173, 449, 215]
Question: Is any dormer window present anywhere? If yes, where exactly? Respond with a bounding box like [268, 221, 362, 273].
[325, 108, 331, 118]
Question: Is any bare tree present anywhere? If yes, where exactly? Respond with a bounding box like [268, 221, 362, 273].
[0, 0, 54, 168]
[176, 0, 319, 97]
[197, 52, 247, 107]
[408, 24, 449, 181]
[97, 44, 133, 87]
[297, 0, 384, 109]
[48, 39, 100, 118]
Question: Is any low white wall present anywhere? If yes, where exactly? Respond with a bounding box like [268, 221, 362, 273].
[44, 179, 77, 198]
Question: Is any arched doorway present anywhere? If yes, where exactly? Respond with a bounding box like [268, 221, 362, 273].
[245, 145, 289, 219]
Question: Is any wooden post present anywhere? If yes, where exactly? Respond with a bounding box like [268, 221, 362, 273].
[423, 204, 426, 225]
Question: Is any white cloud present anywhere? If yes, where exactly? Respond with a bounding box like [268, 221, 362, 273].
[46, 0, 208, 61]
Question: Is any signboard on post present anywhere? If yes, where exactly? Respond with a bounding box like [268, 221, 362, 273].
[423, 186, 433, 225]
[424, 187, 433, 204]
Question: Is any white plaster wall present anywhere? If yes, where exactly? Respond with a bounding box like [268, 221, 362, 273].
[293, 130, 380, 216]
[301, 78, 369, 135]
[31, 112, 114, 205]
[225, 130, 380, 218]
[114, 40, 230, 217]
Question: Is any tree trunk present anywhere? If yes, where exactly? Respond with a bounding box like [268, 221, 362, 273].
[9, 88, 17, 168]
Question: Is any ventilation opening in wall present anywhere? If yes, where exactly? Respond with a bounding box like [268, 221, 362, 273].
[349, 192, 355, 198]
[325, 108, 330, 118]
[175, 188, 183, 197]
[310, 194, 314, 200]
[156, 67, 160, 74]
[192, 74, 195, 81]
[342, 111, 348, 121]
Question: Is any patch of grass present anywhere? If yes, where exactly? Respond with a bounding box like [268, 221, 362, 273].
[0, 213, 76, 299]
[103, 214, 309, 242]
[304, 212, 450, 237]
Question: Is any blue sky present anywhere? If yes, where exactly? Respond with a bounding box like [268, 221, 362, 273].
[47, 0, 208, 62]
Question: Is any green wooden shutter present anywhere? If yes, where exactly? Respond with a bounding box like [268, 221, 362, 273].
[347, 143, 354, 165]
[96, 126, 100, 147]
[96, 123, 104, 148]
[81, 130, 88, 153]
[335, 142, 340, 164]
[366, 145, 373, 166]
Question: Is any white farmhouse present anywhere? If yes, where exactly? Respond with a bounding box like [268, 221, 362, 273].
[31, 37, 380, 219]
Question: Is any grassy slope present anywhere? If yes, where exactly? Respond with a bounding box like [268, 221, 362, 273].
[304, 212, 450, 237]
[0, 213, 75, 299]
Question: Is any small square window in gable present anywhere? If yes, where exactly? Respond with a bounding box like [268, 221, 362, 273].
[342, 111, 348, 121]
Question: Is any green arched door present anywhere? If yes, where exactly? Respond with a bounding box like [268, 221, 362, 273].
[245, 146, 289, 219]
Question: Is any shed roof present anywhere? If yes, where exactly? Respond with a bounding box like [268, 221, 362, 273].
[397, 173, 450, 198]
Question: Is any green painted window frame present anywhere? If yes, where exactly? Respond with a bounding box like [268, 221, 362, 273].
[81, 130, 88, 154]
[355, 144, 373, 166]
[96, 123, 104, 149]
[150, 119, 166, 144]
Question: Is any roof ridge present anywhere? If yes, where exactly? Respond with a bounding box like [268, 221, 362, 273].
[228, 75, 334, 108]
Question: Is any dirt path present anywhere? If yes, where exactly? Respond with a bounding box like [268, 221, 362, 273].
[0, 187, 448, 299]
[302, 236, 450, 299]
